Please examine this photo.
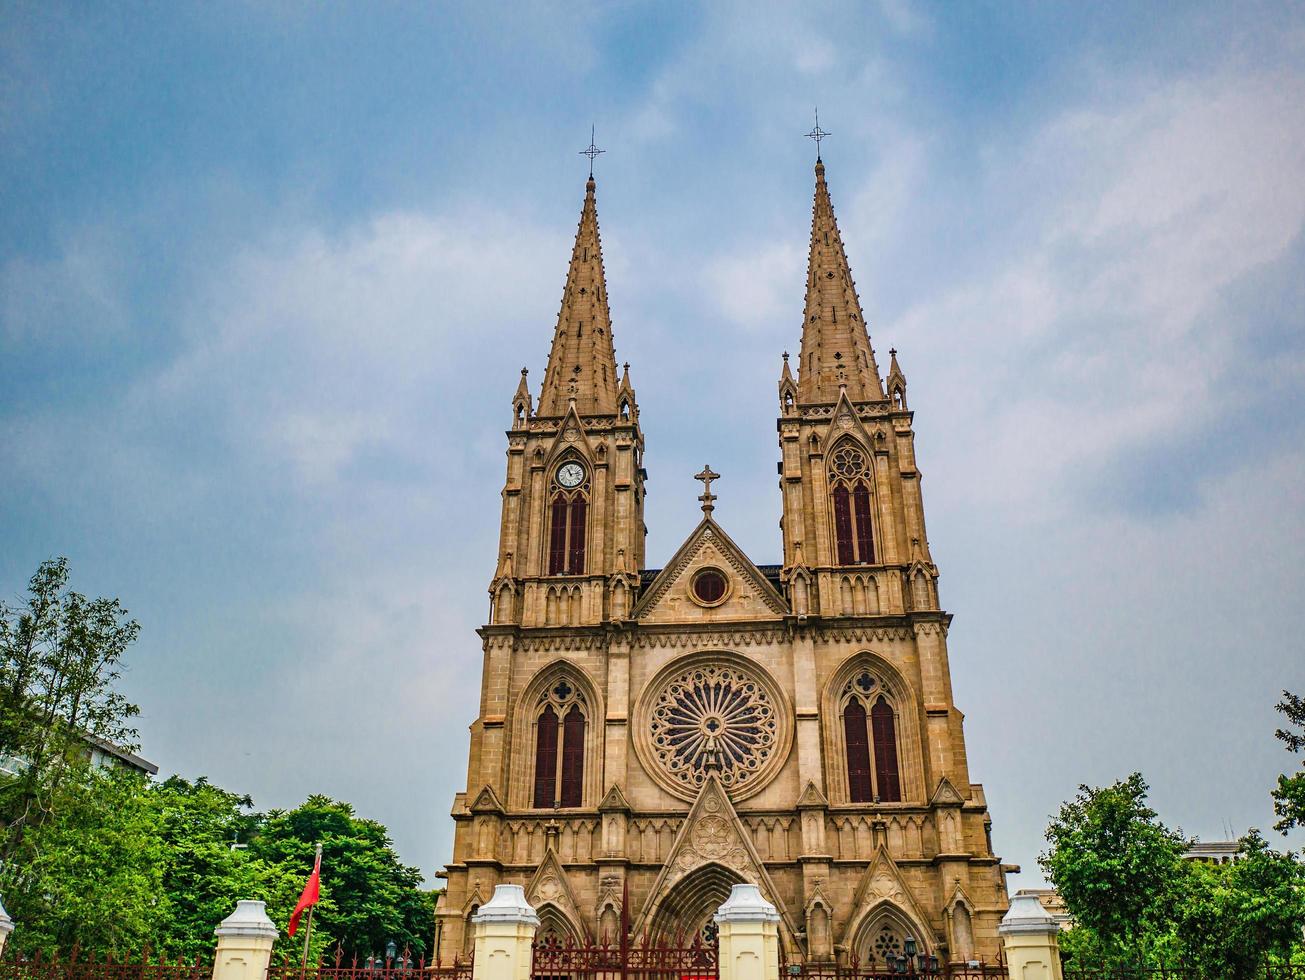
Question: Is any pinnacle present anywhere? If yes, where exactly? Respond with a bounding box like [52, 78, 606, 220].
[536, 177, 621, 416]
[795, 158, 883, 404]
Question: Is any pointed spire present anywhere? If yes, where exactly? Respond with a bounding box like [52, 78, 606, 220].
[537, 177, 621, 417]
[886, 347, 907, 410]
[796, 160, 884, 403]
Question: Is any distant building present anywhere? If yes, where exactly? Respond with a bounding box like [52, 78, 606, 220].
[84, 734, 159, 776]
[1184, 840, 1242, 866]
[0, 733, 157, 779]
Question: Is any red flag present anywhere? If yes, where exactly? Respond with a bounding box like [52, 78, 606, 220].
[288, 849, 321, 937]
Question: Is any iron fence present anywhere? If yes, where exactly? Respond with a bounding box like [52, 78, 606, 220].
[530, 934, 719, 980]
[265, 946, 469, 980]
[0, 950, 209, 980]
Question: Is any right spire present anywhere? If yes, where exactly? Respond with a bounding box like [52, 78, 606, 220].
[796, 158, 884, 403]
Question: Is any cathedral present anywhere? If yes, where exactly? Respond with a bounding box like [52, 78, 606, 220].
[433, 153, 1012, 966]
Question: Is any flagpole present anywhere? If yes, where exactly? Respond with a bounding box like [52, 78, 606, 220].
[300, 843, 322, 978]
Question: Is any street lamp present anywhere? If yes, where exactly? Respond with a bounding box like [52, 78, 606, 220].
[386, 940, 398, 963]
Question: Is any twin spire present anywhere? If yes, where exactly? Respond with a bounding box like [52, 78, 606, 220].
[536, 176, 621, 417]
[796, 159, 884, 403]
[532, 148, 886, 417]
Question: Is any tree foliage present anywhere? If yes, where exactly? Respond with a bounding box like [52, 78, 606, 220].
[0, 557, 141, 855]
[1174, 831, 1305, 980]
[1272, 689, 1305, 834]
[0, 771, 433, 959]
[1040, 773, 1189, 963]
[0, 559, 434, 959]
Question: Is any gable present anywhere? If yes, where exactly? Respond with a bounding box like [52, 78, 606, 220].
[634, 519, 787, 624]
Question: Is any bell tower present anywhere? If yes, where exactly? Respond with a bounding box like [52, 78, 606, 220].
[777, 157, 939, 621]
[489, 174, 647, 629]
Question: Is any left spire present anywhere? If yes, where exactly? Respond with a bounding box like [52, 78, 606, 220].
[537, 154, 621, 417]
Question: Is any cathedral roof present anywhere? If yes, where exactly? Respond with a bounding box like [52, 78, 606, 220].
[796, 159, 885, 404]
[536, 176, 622, 417]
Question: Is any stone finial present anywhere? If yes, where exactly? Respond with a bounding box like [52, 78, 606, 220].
[472, 884, 540, 926]
[214, 900, 278, 940]
[714, 883, 780, 924]
[999, 893, 1058, 936]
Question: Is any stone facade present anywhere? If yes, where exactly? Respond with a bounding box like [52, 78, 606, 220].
[434, 161, 1011, 966]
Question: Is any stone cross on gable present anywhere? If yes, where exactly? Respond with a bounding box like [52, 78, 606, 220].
[695, 465, 720, 516]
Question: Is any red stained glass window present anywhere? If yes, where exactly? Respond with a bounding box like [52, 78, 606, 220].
[853, 482, 875, 563]
[567, 498, 587, 575]
[560, 704, 585, 807]
[871, 696, 901, 803]
[692, 569, 727, 604]
[833, 485, 855, 565]
[533, 706, 559, 808]
[548, 495, 568, 575]
[843, 699, 873, 803]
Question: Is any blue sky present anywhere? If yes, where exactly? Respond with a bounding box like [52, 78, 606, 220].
[3, 1, 1303, 888]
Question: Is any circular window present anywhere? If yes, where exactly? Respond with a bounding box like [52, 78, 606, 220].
[634, 653, 792, 802]
[691, 568, 729, 605]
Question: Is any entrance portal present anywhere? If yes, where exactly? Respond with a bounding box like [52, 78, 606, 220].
[648, 863, 745, 945]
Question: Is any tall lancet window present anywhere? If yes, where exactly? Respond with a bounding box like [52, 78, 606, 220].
[841, 671, 902, 803]
[829, 444, 875, 565]
[533, 678, 588, 808]
[547, 460, 589, 575]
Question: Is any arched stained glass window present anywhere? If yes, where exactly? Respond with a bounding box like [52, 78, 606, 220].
[829, 445, 875, 565]
[547, 463, 589, 575]
[533, 678, 588, 808]
[841, 671, 903, 804]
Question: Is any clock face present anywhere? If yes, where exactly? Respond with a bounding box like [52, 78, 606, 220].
[556, 462, 585, 488]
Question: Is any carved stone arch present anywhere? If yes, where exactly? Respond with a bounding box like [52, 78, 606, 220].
[492, 580, 517, 624]
[805, 882, 835, 962]
[943, 884, 977, 963]
[535, 902, 585, 946]
[907, 562, 935, 611]
[510, 659, 604, 809]
[847, 899, 935, 967]
[648, 861, 744, 945]
[821, 651, 925, 804]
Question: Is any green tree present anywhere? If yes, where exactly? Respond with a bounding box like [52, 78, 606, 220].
[0, 557, 141, 856]
[0, 767, 168, 955]
[1272, 690, 1305, 834]
[148, 776, 310, 958]
[250, 795, 435, 959]
[1174, 831, 1305, 979]
[1040, 773, 1189, 964]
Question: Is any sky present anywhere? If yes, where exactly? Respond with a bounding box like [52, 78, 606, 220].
[2, 1, 1304, 891]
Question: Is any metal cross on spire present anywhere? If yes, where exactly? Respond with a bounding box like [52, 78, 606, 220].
[695, 465, 720, 516]
[806, 108, 831, 161]
[580, 125, 605, 178]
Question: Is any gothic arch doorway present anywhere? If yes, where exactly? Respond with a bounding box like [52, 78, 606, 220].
[848, 904, 933, 969]
[649, 864, 745, 945]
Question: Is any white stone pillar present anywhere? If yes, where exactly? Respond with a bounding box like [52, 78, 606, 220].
[471, 884, 539, 980]
[0, 894, 14, 959]
[715, 884, 780, 980]
[999, 894, 1064, 980]
[212, 900, 279, 980]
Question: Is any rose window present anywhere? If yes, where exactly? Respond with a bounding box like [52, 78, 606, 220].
[648, 663, 778, 794]
[831, 446, 869, 479]
[873, 927, 903, 960]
